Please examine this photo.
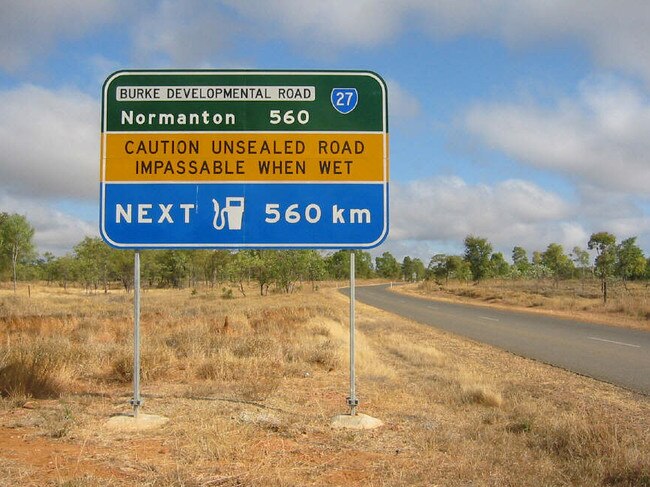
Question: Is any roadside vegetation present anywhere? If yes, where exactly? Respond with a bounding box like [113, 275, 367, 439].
[1, 284, 649, 485]
[1, 212, 649, 484]
[2, 211, 648, 329]
[1, 213, 649, 305]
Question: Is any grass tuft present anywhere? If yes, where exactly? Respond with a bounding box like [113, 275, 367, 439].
[0, 339, 73, 398]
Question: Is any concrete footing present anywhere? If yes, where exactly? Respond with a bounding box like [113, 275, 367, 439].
[331, 413, 383, 430]
[104, 413, 169, 432]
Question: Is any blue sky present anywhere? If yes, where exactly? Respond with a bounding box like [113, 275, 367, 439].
[1, 1, 649, 262]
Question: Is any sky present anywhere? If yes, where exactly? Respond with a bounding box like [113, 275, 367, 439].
[1, 0, 650, 263]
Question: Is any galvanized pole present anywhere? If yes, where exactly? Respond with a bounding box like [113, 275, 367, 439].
[347, 250, 358, 416]
[131, 251, 142, 417]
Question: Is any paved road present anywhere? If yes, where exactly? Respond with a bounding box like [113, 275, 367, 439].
[346, 284, 650, 395]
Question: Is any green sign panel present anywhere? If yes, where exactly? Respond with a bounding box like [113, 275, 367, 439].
[103, 71, 385, 132]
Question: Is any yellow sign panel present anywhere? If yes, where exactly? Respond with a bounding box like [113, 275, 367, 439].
[103, 132, 387, 182]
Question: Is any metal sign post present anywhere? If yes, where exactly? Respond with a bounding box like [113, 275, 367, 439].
[130, 251, 142, 417]
[347, 251, 358, 415]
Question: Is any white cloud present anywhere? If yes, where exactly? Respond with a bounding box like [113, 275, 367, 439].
[387, 79, 422, 123]
[384, 175, 650, 260]
[0, 0, 125, 72]
[131, 0, 237, 66]
[224, 1, 650, 85]
[226, 0, 405, 53]
[0, 192, 96, 255]
[464, 77, 650, 196]
[390, 176, 583, 253]
[4, 1, 650, 86]
[0, 84, 98, 200]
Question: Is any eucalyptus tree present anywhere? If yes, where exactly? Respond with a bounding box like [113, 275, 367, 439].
[512, 246, 530, 276]
[541, 243, 573, 285]
[0, 213, 36, 292]
[588, 232, 617, 303]
[616, 237, 646, 287]
[463, 235, 493, 282]
[375, 251, 401, 279]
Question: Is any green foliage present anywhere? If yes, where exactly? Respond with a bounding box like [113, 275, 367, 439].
[571, 246, 591, 280]
[512, 246, 530, 274]
[588, 232, 617, 279]
[4, 213, 650, 294]
[0, 213, 36, 291]
[427, 254, 471, 283]
[616, 237, 646, 282]
[489, 252, 511, 278]
[541, 243, 574, 282]
[273, 250, 312, 293]
[375, 251, 401, 279]
[73, 237, 113, 292]
[588, 232, 617, 303]
[325, 250, 374, 280]
[402, 256, 425, 281]
[463, 235, 493, 282]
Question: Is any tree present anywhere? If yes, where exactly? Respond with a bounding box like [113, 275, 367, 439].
[304, 250, 327, 290]
[588, 232, 617, 303]
[325, 250, 349, 280]
[427, 254, 449, 283]
[428, 254, 471, 283]
[445, 255, 471, 282]
[246, 250, 275, 295]
[201, 250, 233, 287]
[402, 256, 414, 281]
[273, 250, 313, 293]
[50, 254, 78, 290]
[375, 251, 401, 279]
[74, 237, 112, 293]
[354, 250, 375, 279]
[110, 249, 135, 292]
[0, 214, 36, 292]
[616, 237, 646, 286]
[512, 246, 530, 276]
[411, 258, 426, 281]
[402, 256, 425, 282]
[463, 235, 493, 282]
[156, 250, 190, 288]
[37, 251, 57, 284]
[489, 252, 511, 278]
[228, 250, 256, 296]
[325, 250, 374, 280]
[541, 243, 573, 285]
[571, 246, 590, 279]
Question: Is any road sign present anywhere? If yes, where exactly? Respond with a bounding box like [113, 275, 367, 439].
[100, 70, 388, 249]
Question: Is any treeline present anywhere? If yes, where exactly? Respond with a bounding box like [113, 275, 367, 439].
[1, 212, 649, 299]
[0, 212, 423, 294]
[435, 234, 650, 283]
[431, 234, 649, 303]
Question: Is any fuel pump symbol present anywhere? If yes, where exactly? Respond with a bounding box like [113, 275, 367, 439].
[212, 197, 245, 230]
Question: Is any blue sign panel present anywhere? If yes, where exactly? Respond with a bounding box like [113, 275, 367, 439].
[101, 182, 387, 248]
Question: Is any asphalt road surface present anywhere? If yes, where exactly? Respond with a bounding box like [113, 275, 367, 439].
[346, 284, 650, 395]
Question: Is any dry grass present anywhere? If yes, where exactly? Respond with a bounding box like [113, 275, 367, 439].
[412, 278, 650, 330]
[0, 282, 648, 486]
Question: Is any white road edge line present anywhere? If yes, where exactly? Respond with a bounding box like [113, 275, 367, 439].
[479, 316, 500, 322]
[588, 337, 640, 348]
